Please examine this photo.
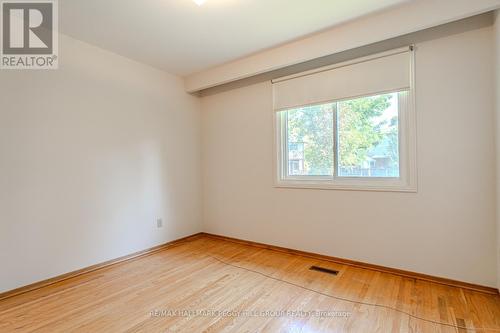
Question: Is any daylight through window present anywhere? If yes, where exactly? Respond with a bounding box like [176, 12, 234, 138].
[284, 91, 402, 178]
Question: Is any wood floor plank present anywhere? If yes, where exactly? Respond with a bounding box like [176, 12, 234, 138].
[0, 236, 499, 332]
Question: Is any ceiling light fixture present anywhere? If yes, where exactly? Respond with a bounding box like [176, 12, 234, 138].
[193, 0, 206, 6]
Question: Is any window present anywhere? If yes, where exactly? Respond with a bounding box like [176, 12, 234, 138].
[337, 92, 400, 178]
[280, 91, 405, 181]
[273, 47, 416, 191]
[286, 104, 334, 176]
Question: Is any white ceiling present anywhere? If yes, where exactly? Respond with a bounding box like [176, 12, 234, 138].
[59, 0, 411, 76]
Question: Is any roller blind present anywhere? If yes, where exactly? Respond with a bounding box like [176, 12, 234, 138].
[272, 48, 412, 111]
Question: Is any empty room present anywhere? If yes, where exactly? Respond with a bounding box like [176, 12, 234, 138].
[1, 0, 500, 332]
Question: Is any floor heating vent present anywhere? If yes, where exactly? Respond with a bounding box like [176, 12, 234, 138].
[309, 266, 339, 276]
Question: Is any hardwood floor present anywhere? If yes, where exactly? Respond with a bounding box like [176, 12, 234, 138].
[1, 235, 499, 332]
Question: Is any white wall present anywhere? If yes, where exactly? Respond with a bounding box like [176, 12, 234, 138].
[201, 26, 497, 287]
[495, 10, 500, 290]
[0, 34, 202, 292]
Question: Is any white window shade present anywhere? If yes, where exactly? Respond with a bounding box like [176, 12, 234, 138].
[272, 48, 412, 111]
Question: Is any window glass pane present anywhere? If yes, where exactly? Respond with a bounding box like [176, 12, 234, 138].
[337, 92, 400, 178]
[286, 103, 334, 176]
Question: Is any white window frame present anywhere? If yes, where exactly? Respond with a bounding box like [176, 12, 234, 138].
[273, 51, 417, 192]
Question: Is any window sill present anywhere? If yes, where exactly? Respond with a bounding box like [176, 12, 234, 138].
[274, 179, 417, 193]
